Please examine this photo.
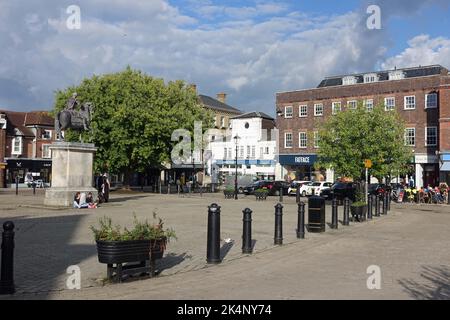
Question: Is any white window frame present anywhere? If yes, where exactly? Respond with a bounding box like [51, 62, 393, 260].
[364, 73, 378, 83]
[314, 131, 320, 149]
[347, 100, 357, 110]
[12, 136, 22, 155]
[221, 116, 226, 128]
[314, 104, 323, 117]
[299, 132, 307, 149]
[299, 105, 308, 118]
[251, 146, 256, 159]
[384, 97, 395, 111]
[404, 128, 416, 146]
[404, 95, 416, 110]
[42, 144, 52, 159]
[42, 129, 52, 140]
[364, 99, 374, 111]
[343, 76, 357, 85]
[332, 102, 342, 115]
[224, 148, 227, 160]
[285, 106, 293, 118]
[425, 127, 438, 147]
[425, 93, 438, 109]
[389, 71, 405, 80]
[285, 133, 293, 149]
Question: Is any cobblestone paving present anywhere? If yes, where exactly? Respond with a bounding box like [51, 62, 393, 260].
[1, 189, 449, 299]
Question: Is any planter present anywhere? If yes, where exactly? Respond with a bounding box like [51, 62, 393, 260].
[255, 191, 268, 201]
[96, 238, 166, 282]
[224, 190, 235, 199]
[350, 205, 367, 222]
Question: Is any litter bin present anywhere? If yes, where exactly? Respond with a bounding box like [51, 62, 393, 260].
[308, 196, 326, 233]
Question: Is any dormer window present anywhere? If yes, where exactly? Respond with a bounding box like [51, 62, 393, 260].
[12, 136, 22, 155]
[42, 130, 52, 140]
[343, 76, 357, 85]
[364, 73, 378, 83]
[388, 70, 405, 81]
[0, 114, 6, 129]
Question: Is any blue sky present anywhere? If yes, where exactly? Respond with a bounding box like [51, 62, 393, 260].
[0, 0, 449, 115]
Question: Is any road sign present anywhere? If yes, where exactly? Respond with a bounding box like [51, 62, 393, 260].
[364, 159, 372, 168]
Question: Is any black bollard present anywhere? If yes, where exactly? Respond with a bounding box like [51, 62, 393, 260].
[380, 194, 385, 215]
[343, 198, 350, 226]
[297, 202, 305, 239]
[388, 192, 391, 211]
[367, 194, 373, 220]
[375, 194, 380, 217]
[331, 197, 338, 229]
[242, 208, 253, 254]
[0, 221, 15, 295]
[384, 192, 389, 215]
[274, 203, 283, 245]
[448, 191, 450, 205]
[33, 182, 36, 196]
[15, 177, 18, 196]
[279, 189, 283, 203]
[206, 204, 221, 264]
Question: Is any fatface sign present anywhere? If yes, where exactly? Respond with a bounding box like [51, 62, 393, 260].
[415, 155, 439, 164]
[279, 155, 318, 166]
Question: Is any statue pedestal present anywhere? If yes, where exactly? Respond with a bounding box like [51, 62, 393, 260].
[45, 142, 98, 207]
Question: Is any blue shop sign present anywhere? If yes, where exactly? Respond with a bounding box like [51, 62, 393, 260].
[443, 154, 450, 162]
[279, 154, 317, 166]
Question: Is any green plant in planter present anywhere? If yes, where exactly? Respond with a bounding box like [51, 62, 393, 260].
[90, 213, 177, 242]
[351, 182, 367, 207]
[255, 188, 268, 193]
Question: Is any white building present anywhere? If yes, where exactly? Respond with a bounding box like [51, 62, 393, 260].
[207, 112, 277, 183]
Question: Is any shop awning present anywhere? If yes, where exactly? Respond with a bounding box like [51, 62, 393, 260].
[441, 162, 450, 171]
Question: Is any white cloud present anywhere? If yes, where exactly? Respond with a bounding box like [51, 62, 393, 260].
[382, 35, 450, 69]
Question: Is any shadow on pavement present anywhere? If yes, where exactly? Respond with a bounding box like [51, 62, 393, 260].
[220, 242, 234, 260]
[107, 195, 149, 203]
[0, 214, 95, 298]
[157, 252, 191, 275]
[398, 265, 450, 300]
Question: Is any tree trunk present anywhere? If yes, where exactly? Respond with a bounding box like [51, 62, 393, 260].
[122, 168, 133, 190]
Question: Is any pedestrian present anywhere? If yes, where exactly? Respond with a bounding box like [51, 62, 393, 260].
[102, 173, 110, 203]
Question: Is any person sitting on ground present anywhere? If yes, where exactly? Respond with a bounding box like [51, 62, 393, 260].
[86, 192, 98, 209]
[73, 192, 89, 209]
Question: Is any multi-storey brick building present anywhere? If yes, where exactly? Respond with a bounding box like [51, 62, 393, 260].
[0, 110, 56, 188]
[276, 65, 450, 188]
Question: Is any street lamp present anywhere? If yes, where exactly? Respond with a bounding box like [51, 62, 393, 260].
[234, 135, 241, 200]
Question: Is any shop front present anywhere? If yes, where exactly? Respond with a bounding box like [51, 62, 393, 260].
[279, 154, 328, 182]
[440, 153, 450, 185]
[415, 154, 440, 188]
[5, 159, 52, 186]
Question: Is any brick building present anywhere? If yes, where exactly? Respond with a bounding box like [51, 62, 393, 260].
[0, 110, 56, 188]
[275, 65, 450, 188]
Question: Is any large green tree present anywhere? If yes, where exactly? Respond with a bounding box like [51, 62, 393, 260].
[315, 102, 413, 198]
[53, 67, 213, 185]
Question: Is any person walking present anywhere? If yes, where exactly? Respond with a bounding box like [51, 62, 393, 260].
[102, 173, 110, 203]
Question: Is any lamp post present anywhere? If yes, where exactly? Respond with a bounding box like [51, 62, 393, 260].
[234, 135, 240, 200]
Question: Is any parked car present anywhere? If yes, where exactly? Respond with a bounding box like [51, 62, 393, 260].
[312, 182, 333, 197]
[368, 184, 387, 195]
[288, 181, 310, 196]
[268, 181, 290, 196]
[243, 180, 273, 195]
[298, 182, 315, 197]
[330, 182, 356, 201]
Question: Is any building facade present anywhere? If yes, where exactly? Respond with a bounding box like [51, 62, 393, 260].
[0, 110, 55, 188]
[208, 112, 277, 184]
[276, 65, 450, 187]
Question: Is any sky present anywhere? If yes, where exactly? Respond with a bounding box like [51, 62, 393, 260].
[0, 0, 449, 116]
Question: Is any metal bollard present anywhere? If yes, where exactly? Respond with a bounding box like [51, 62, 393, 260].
[384, 192, 389, 215]
[331, 197, 338, 229]
[15, 177, 18, 196]
[279, 189, 283, 203]
[0, 221, 15, 295]
[274, 203, 283, 245]
[206, 204, 221, 264]
[387, 191, 391, 211]
[33, 182, 36, 196]
[297, 202, 305, 239]
[375, 194, 380, 217]
[380, 194, 385, 215]
[367, 194, 373, 220]
[242, 208, 253, 254]
[343, 198, 350, 226]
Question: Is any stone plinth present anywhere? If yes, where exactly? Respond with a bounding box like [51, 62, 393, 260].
[45, 142, 98, 207]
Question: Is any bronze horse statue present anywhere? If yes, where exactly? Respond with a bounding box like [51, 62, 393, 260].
[55, 102, 94, 140]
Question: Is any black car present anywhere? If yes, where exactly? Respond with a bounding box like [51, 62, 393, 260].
[368, 184, 387, 195]
[243, 181, 272, 195]
[268, 181, 290, 196]
[330, 182, 356, 201]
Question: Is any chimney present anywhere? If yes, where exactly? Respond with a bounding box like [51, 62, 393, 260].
[189, 84, 197, 94]
[217, 92, 227, 104]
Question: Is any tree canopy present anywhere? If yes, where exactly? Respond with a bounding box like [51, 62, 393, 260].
[53, 67, 213, 181]
[315, 102, 413, 183]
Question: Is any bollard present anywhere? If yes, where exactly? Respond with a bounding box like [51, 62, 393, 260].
[274, 203, 283, 245]
[375, 194, 380, 217]
[367, 194, 373, 220]
[242, 208, 253, 254]
[343, 198, 350, 226]
[297, 202, 305, 239]
[380, 194, 385, 215]
[15, 177, 18, 196]
[33, 182, 36, 196]
[0, 221, 15, 295]
[206, 204, 221, 264]
[448, 191, 450, 205]
[331, 197, 338, 229]
[384, 192, 389, 215]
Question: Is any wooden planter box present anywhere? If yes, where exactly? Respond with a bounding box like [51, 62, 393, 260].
[96, 238, 166, 282]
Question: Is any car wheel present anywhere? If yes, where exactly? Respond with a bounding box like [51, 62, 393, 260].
[239, 187, 244, 194]
[302, 191, 306, 197]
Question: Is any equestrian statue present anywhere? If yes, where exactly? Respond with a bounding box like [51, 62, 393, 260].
[55, 93, 94, 141]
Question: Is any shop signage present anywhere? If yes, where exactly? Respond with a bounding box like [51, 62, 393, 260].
[279, 155, 318, 166]
[415, 155, 439, 164]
